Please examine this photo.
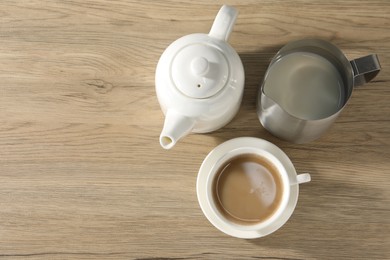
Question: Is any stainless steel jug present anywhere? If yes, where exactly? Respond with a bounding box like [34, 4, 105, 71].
[257, 39, 381, 143]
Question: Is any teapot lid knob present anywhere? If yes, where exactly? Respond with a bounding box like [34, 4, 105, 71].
[171, 44, 229, 99]
[191, 57, 209, 76]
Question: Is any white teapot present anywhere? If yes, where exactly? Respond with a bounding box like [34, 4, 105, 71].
[156, 5, 245, 149]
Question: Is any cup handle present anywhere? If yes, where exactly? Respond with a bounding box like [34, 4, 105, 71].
[297, 173, 311, 184]
[350, 54, 381, 87]
[209, 5, 238, 42]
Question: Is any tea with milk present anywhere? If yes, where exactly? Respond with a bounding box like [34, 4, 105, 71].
[212, 154, 284, 225]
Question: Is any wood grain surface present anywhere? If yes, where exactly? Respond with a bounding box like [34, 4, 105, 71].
[1, 1, 389, 259]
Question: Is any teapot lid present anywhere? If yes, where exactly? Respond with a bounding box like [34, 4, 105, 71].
[171, 43, 229, 99]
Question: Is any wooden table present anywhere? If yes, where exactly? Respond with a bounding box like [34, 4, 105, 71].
[1, 1, 389, 259]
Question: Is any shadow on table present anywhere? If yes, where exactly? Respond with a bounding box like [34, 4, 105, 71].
[206, 44, 285, 145]
[246, 171, 386, 259]
[205, 46, 386, 259]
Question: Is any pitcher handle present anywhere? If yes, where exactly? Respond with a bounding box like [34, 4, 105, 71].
[350, 54, 381, 87]
[209, 5, 238, 42]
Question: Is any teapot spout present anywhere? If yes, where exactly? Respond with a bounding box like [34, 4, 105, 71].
[159, 110, 195, 149]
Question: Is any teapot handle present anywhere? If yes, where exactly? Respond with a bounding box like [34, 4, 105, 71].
[209, 5, 238, 42]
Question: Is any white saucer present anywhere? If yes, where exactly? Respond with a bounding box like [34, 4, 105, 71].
[196, 137, 300, 239]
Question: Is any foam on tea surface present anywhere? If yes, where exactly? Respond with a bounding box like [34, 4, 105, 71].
[213, 154, 283, 225]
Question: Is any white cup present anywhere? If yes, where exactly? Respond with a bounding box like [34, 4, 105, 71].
[197, 137, 311, 239]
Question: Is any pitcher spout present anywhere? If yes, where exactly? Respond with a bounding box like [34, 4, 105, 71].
[159, 110, 196, 149]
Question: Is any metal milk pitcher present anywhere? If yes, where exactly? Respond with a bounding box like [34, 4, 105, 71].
[257, 39, 381, 143]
